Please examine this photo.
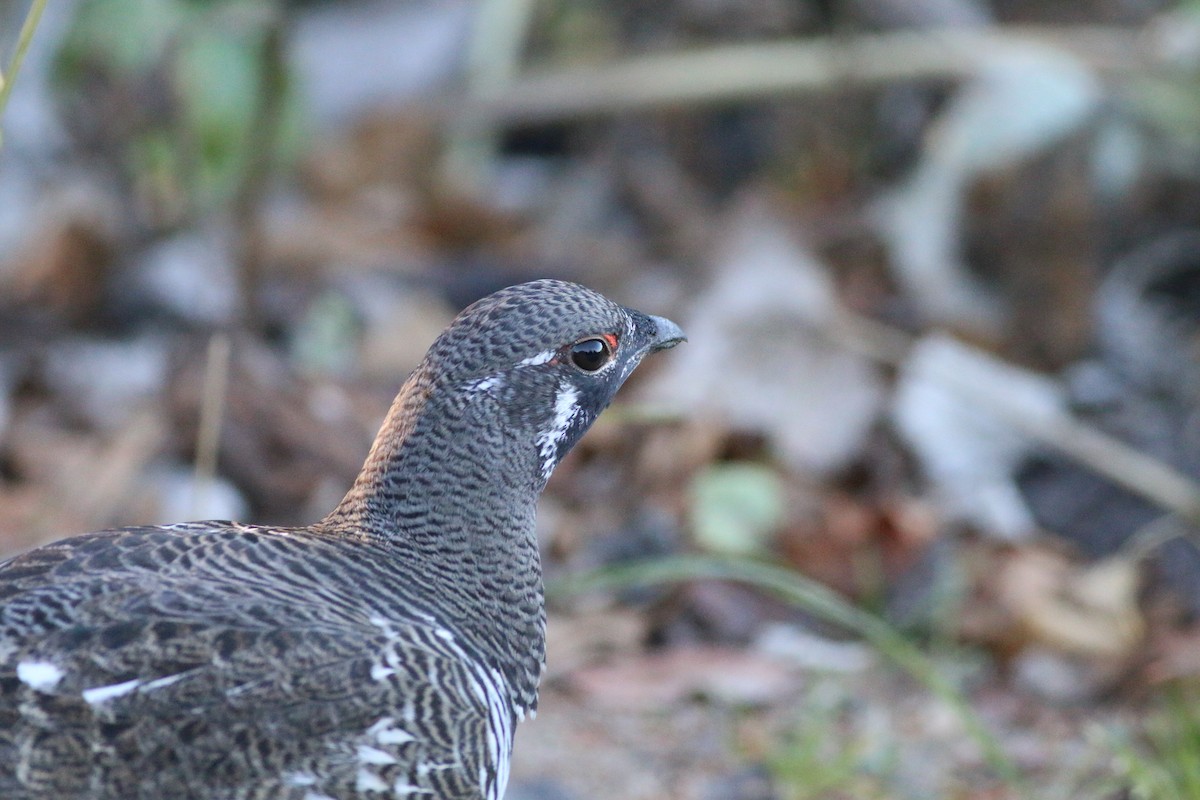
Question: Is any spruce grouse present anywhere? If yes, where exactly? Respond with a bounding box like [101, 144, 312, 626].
[0, 280, 685, 800]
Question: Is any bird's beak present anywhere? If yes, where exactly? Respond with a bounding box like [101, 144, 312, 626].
[647, 315, 687, 351]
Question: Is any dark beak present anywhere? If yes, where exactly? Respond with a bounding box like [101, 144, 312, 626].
[647, 315, 687, 352]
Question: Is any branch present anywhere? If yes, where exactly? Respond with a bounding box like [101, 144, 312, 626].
[460, 25, 1154, 126]
[825, 309, 1200, 527]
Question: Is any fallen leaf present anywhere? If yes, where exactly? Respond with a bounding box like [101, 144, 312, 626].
[568, 646, 796, 710]
[544, 608, 649, 682]
[998, 548, 1143, 660]
[1145, 624, 1200, 684]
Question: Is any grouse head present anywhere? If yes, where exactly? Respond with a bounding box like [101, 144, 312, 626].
[333, 280, 685, 528]
[423, 279, 686, 486]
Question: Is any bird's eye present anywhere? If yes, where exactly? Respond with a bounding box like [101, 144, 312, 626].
[569, 338, 612, 372]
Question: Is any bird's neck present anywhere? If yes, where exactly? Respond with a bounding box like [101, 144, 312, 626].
[323, 366, 546, 713]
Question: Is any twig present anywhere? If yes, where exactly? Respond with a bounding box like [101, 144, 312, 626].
[550, 554, 1024, 790]
[0, 0, 48, 149]
[823, 308, 1200, 527]
[459, 25, 1153, 126]
[1123, 515, 1195, 563]
[192, 334, 232, 520]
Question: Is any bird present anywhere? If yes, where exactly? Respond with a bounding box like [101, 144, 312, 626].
[0, 279, 685, 800]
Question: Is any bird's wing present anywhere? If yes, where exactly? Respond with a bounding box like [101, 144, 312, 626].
[0, 525, 504, 800]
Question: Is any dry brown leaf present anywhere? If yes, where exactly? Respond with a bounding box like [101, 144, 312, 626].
[998, 548, 1143, 660]
[1145, 625, 1200, 684]
[0, 483, 81, 558]
[567, 645, 796, 710]
[8, 207, 118, 325]
[168, 341, 373, 523]
[544, 608, 649, 682]
[0, 405, 170, 550]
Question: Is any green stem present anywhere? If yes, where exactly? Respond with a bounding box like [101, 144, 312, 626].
[0, 0, 49, 148]
[549, 554, 1025, 791]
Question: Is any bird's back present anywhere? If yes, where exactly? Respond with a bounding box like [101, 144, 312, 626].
[0, 523, 512, 799]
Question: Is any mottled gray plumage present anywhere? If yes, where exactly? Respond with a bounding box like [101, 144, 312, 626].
[0, 280, 684, 800]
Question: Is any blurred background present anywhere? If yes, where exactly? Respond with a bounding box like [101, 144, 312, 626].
[3, 0, 1200, 797]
